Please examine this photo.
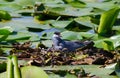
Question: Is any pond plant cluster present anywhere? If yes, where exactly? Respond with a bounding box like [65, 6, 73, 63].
[0, 0, 120, 78]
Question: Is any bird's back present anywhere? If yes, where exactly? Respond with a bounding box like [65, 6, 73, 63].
[51, 33, 85, 52]
[64, 41, 85, 51]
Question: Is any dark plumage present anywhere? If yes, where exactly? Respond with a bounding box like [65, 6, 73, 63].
[51, 32, 85, 52]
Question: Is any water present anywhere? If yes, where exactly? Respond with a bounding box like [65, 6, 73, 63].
[12, 16, 60, 37]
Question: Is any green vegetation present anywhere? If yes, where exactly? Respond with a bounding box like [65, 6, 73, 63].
[7, 55, 21, 78]
[0, 0, 120, 78]
[0, 10, 11, 20]
[6, 55, 48, 78]
[98, 7, 120, 36]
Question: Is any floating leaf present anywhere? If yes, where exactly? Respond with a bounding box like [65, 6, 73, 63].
[42, 65, 115, 78]
[61, 31, 83, 40]
[27, 24, 51, 32]
[4, 0, 14, 2]
[86, 1, 119, 11]
[110, 35, 120, 48]
[6, 32, 31, 41]
[0, 35, 8, 42]
[21, 66, 48, 78]
[6, 31, 40, 42]
[115, 61, 120, 78]
[65, 73, 77, 78]
[102, 40, 114, 51]
[42, 40, 53, 47]
[49, 7, 92, 17]
[0, 26, 13, 41]
[74, 16, 96, 28]
[94, 39, 108, 48]
[48, 73, 61, 78]
[51, 20, 72, 28]
[79, 32, 98, 40]
[0, 17, 51, 31]
[64, 16, 98, 32]
[41, 31, 54, 40]
[0, 62, 6, 73]
[0, 10, 11, 20]
[0, 72, 7, 78]
[63, 0, 86, 8]
[0, 26, 13, 35]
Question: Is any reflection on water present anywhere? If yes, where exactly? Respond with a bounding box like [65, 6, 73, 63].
[12, 16, 34, 22]
[34, 28, 60, 37]
[9, 16, 95, 38]
[13, 16, 60, 37]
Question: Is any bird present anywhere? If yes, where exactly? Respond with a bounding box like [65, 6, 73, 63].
[51, 32, 86, 52]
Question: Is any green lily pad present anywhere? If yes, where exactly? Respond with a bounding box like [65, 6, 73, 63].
[94, 39, 109, 48]
[0, 17, 51, 31]
[91, 7, 106, 15]
[41, 31, 54, 40]
[86, 1, 119, 11]
[113, 26, 120, 32]
[79, 32, 98, 40]
[0, 72, 6, 78]
[65, 21, 92, 32]
[94, 34, 120, 49]
[0, 26, 13, 35]
[21, 66, 48, 78]
[115, 61, 120, 78]
[42, 65, 116, 78]
[4, 0, 14, 2]
[46, 7, 93, 17]
[0, 62, 6, 73]
[74, 16, 96, 28]
[0, 10, 11, 20]
[0, 3, 22, 12]
[51, 20, 72, 28]
[14, 0, 64, 6]
[61, 31, 83, 40]
[0, 66, 48, 78]
[6, 31, 40, 42]
[110, 35, 120, 48]
[42, 40, 53, 47]
[102, 40, 115, 51]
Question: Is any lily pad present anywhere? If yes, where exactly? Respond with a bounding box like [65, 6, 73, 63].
[0, 26, 13, 41]
[21, 66, 48, 78]
[42, 65, 116, 78]
[0, 3, 22, 12]
[6, 31, 40, 42]
[74, 16, 96, 28]
[0, 26, 13, 35]
[42, 40, 53, 47]
[0, 10, 11, 20]
[110, 35, 120, 48]
[61, 31, 83, 40]
[94, 39, 108, 48]
[45, 7, 93, 17]
[86, 1, 119, 11]
[79, 32, 98, 40]
[0, 17, 51, 31]
[115, 61, 120, 78]
[0, 62, 6, 73]
[0, 66, 48, 78]
[51, 20, 72, 28]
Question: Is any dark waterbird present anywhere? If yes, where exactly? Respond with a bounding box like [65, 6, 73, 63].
[50, 32, 93, 52]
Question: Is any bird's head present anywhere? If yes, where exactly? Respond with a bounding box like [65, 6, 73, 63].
[53, 31, 62, 38]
